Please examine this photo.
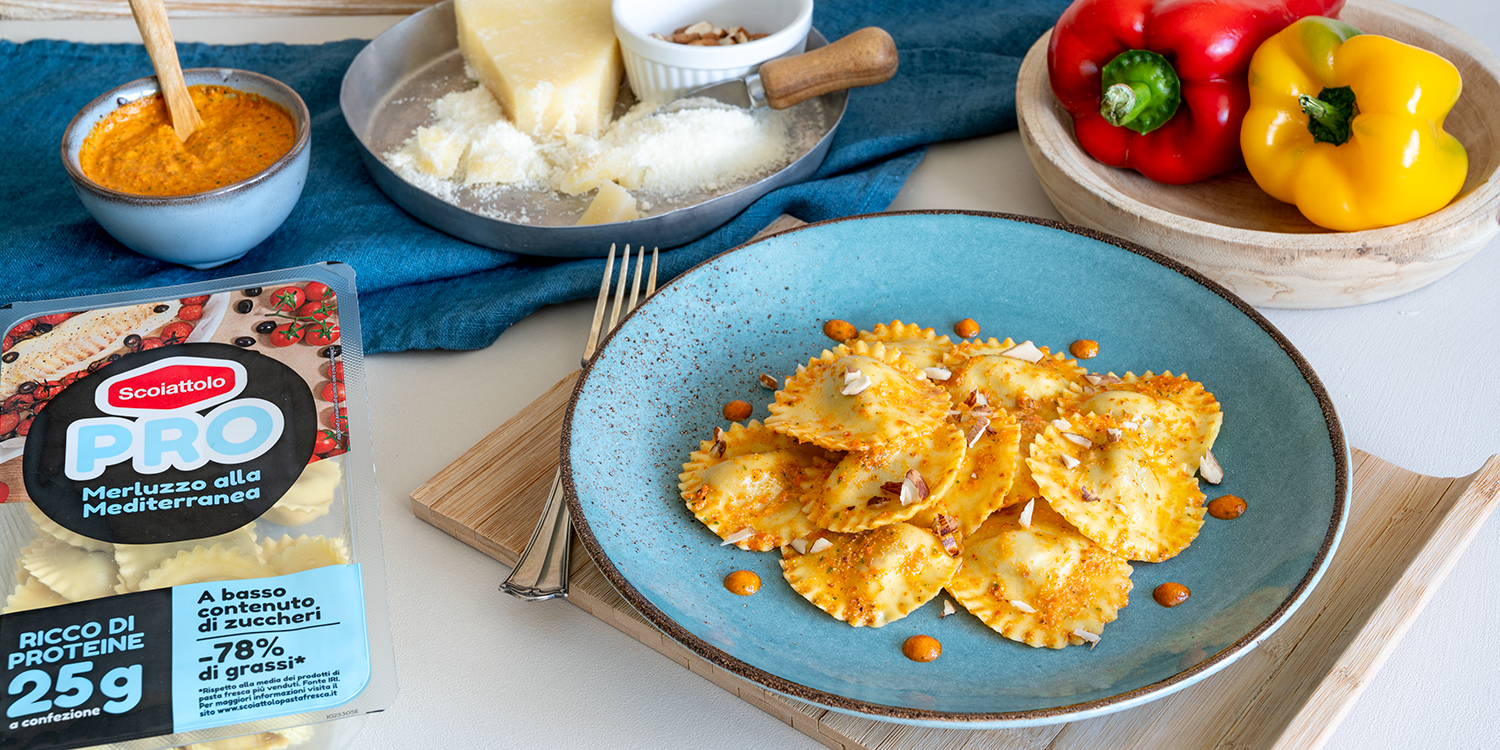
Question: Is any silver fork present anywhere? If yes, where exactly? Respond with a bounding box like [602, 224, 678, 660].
[501, 243, 658, 601]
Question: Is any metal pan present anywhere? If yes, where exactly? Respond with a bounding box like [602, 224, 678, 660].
[339, 0, 846, 258]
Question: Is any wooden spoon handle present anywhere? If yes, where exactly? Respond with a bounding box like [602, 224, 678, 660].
[758, 27, 899, 110]
[127, 0, 200, 142]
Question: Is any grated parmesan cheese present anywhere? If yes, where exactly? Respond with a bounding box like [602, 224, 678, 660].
[384, 82, 802, 218]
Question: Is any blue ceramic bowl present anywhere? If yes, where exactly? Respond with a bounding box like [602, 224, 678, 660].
[61, 68, 311, 269]
[563, 211, 1349, 728]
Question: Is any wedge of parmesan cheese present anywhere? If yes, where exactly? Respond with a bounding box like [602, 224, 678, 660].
[455, 0, 623, 139]
[575, 180, 639, 225]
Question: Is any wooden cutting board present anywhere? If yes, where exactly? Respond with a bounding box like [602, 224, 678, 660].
[410, 369, 1500, 750]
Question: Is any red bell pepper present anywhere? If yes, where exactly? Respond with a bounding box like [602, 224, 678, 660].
[1047, 0, 1346, 184]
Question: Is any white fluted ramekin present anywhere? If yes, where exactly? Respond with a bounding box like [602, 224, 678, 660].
[612, 0, 814, 105]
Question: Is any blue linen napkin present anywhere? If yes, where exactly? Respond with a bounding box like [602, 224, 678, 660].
[0, 0, 1070, 353]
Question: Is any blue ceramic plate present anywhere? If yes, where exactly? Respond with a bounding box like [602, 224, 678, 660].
[563, 212, 1348, 728]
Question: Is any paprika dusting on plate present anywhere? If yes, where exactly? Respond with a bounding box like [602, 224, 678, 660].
[78, 84, 295, 196]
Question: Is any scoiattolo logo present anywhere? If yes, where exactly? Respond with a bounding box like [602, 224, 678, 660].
[65, 357, 285, 481]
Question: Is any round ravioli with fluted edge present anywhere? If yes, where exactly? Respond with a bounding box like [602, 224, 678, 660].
[809, 423, 966, 533]
[943, 338, 1089, 418]
[1028, 411, 1206, 562]
[941, 404, 1022, 535]
[765, 340, 951, 452]
[678, 421, 836, 551]
[259, 534, 351, 575]
[1000, 405, 1052, 510]
[946, 500, 1132, 649]
[20, 535, 118, 602]
[137, 544, 276, 590]
[1081, 372, 1223, 470]
[856, 320, 954, 370]
[780, 523, 959, 627]
[4, 572, 70, 613]
[25, 503, 113, 553]
[114, 524, 259, 592]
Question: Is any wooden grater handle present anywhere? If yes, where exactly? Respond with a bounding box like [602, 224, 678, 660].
[127, 0, 201, 142]
[759, 27, 899, 110]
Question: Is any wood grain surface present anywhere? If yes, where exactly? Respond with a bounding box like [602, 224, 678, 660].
[1016, 0, 1500, 309]
[410, 372, 1500, 750]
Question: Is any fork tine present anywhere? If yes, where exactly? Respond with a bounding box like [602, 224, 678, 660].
[627, 243, 645, 313]
[608, 244, 630, 331]
[647, 247, 659, 296]
[582, 244, 616, 363]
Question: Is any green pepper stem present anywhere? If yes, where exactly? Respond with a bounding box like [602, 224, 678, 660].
[1299, 86, 1359, 146]
[1299, 95, 1334, 125]
[1102, 82, 1154, 128]
[1098, 49, 1181, 135]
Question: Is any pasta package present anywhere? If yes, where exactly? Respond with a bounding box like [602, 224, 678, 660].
[0, 265, 396, 750]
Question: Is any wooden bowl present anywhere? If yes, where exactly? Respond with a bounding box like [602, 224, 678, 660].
[1016, 0, 1500, 308]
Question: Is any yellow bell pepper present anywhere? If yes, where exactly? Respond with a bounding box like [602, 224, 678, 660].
[1241, 17, 1467, 231]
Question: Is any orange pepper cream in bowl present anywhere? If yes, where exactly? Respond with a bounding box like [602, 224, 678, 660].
[78, 84, 297, 197]
[0, 264, 395, 750]
[61, 69, 311, 269]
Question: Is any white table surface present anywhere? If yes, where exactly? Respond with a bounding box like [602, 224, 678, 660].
[4, 4, 1498, 748]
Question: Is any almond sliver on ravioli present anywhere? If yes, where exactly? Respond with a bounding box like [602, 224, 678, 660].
[1081, 371, 1222, 470]
[679, 421, 834, 551]
[781, 523, 957, 627]
[942, 403, 1021, 535]
[809, 423, 966, 533]
[765, 340, 950, 453]
[946, 500, 1132, 648]
[1028, 411, 1205, 562]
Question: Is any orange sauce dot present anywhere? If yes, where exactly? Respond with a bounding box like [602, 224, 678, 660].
[1153, 582, 1191, 607]
[954, 318, 980, 338]
[902, 634, 942, 662]
[1207, 494, 1247, 520]
[823, 319, 857, 342]
[724, 570, 761, 596]
[722, 399, 753, 421]
[1070, 339, 1099, 359]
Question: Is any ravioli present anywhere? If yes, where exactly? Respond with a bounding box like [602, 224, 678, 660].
[943, 338, 1089, 418]
[137, 545, 276, 590]
[4, 574, 70, 613]
[855, 320, 953, 370]
[114, 524, 259, 592]
[934, 404, 1021, 535]
[1028, 411, 1206, 562]
[263, 457, 342, 527]
[26, 503, 113, 553]
[780, 523, 958, 627]
[765, 340, 951, 452]
[259, 534, 350, 575]
[20, 535, 119, 602]
[1081, 372, 1222, 470]
[678, 421, 834, 551]
[679, 318, 1227, 650]
[946, 501, 1132, 648]
[809, 423, 966, 533]
[943, 338, 1091, 510]
[1000, 405, 1051, 510]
